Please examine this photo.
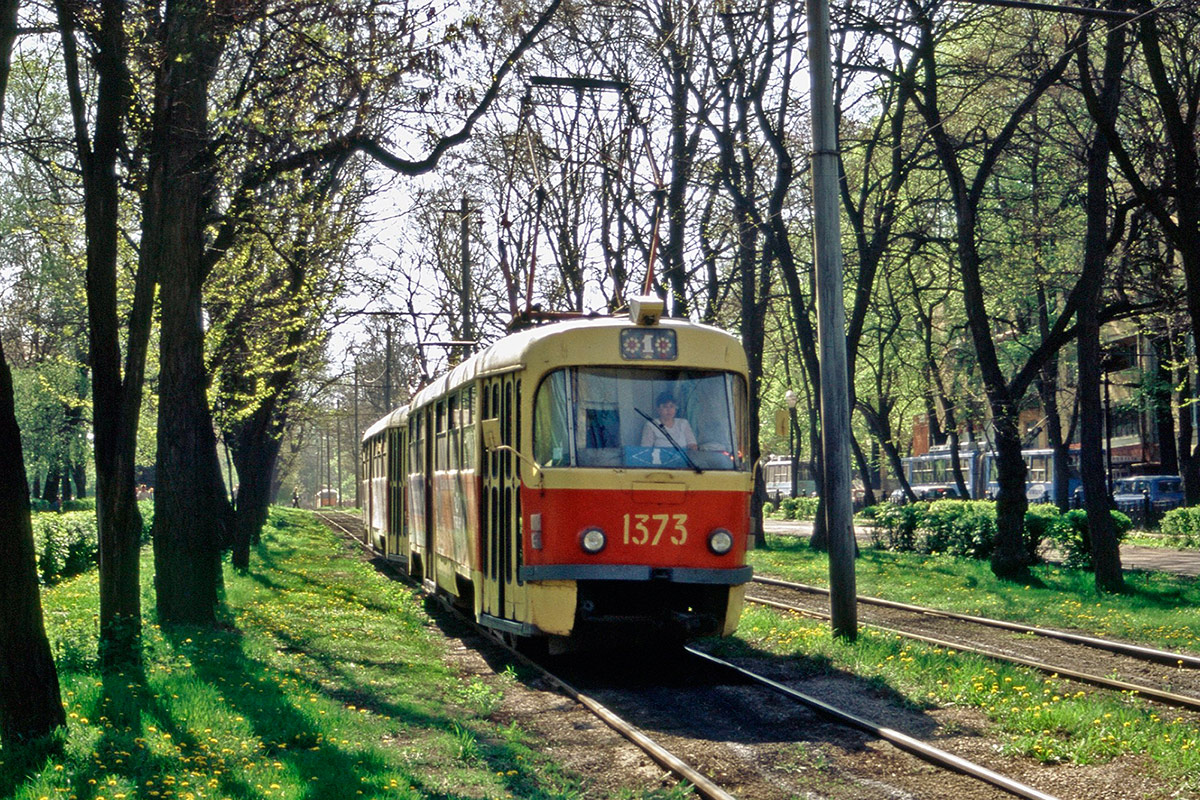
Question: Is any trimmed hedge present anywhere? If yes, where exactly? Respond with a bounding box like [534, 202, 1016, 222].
[1160, 506, 1200, 548]
[30, 502, 154, 584]
[32, 512, 99, 584]
[30, 497, 97, 512]
[770, 496, 821, 521]
[867, 500, 1131, 568]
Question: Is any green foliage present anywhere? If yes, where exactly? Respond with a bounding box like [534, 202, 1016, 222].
[766, 496, 821, 520]
[867, 502, 924, 550]
[1046, 508, 1133, 571]
[31, 511, 98, 584]
[867, 500, 1129, 566]
[918, 500, 998, 559]
[1160, 506, 1200, 548]
[61, 497, 96, 512]
[28, 502, 153, 584]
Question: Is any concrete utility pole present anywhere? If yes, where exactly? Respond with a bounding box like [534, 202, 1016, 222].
[353, 367, 360, 509]
[443, 196, 477, 351]
[384, 322, 393, 411]
[806, 0, 857, 640]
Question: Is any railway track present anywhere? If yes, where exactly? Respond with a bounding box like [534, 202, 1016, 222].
[748, 575, 1200, 713]
[315, 510, 1069, 799]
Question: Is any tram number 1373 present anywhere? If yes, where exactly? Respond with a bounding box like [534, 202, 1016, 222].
[623, 513, 688, 546]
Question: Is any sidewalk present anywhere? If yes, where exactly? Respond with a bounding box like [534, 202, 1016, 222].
[762, 518, 1200, 577]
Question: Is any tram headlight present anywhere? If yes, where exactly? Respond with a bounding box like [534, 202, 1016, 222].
[579, 527, 607, 554]
[707, 528, 734, 555]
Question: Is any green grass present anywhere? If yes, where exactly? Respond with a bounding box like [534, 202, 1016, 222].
[1, 508, 663, 800]
[751, 534, 1200, 653]
[735, 535, 1200, 788]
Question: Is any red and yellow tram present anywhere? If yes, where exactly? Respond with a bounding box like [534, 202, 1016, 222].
[360, 298, 753, 651]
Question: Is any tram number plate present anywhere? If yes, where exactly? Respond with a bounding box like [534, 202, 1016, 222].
[623, 513, 688, 546]
[620, 328, 677, 360]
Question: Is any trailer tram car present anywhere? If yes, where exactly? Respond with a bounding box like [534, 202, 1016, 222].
[360, 299, 754, 652]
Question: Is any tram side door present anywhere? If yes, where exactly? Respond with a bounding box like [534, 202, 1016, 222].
[386, 426, 406, 560]
[481, 374, 523, 622]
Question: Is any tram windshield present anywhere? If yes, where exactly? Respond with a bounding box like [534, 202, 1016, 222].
[534, 367, 748, 471]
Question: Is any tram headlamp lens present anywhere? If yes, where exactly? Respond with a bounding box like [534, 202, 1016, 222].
[580, 527, 607, 554]
[707, 528, 734, 555]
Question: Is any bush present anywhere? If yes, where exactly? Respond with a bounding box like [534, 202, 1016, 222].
[1045, 508, 1133, 571]
[1160, 506, 1200, 548]
[32, 511, 99, 584]
[62, 497, 96, 512]
[870, 501, 925, 551]
[762, 501, 775, 516]
[917, 500, 998, 559]
[1024, 503, 1062, 560]
[793, 496, 820, 520]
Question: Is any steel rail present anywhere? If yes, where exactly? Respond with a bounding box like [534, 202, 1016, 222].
[746, 594, 1200, 713]
[754, 575, 1200, 668]
[314, 511, 737, 800]
[686, 647, 1064, 800]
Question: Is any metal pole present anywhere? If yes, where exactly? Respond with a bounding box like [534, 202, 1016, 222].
[1104, 365, 1113, 499]
[807, 0, 857, 640]
[460, 195, 473, 346]
[354, 367, 360, 509]
[384, 323, 393, 411]
[790, 411, 798, 498]
[336, 401, 342, 507]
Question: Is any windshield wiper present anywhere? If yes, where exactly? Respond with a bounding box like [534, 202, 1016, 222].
[635, 407, 702, 473]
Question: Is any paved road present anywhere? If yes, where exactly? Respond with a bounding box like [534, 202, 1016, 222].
[763, 518, 1200, 577]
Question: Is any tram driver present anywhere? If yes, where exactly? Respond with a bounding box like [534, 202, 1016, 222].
[640, 391, 698, 451]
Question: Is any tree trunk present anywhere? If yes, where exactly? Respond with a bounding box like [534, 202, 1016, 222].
[0, 1, 63, 742]
[42, 467, 60, 504]
[59, 0, 150, 667]
[991, 415, 1030, 574]
[0, 340, 66, 746]
[72, 461, 87, 499]
[1176, 335, 1200, 504]
[851, 433, 876, 507]
[148, 1, 231, 626]
[1152, 334, 1178, 474]
[229, 428, 284, 570]
[1077, 17, 1124, 592]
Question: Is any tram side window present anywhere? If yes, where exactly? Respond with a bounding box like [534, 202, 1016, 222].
[533, 371, 571, 467]
[461, 385, 476, 468]
[448, 395, 459, 471]
[435, 401, 448, 470]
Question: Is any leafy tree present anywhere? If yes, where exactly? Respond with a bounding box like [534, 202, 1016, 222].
[58, 0, 155, 664]
[0, 0, 66, 746]
[1080, 3, 1200, 503]
[208, 162, 361, 569]
[906, 2, 1096, 577]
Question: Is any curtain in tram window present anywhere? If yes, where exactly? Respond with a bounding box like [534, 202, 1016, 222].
[534, 371, 570, 466]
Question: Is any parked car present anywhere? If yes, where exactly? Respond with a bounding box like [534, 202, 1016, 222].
[888, 484, 968, 504]
[1112, 475, 1185, 515]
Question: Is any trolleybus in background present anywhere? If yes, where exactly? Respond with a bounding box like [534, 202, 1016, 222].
[360, 297, 754, 653]
[896, 445, 1080, 505]
[763, 456, 817, 501]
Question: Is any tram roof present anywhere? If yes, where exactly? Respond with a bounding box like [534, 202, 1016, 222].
[361, 405, 408, 441]
[408, 315, 746, 412]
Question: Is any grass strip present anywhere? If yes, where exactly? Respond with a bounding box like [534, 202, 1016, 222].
[735, 535, 1200, 788]
[1, 509, 673, 800]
